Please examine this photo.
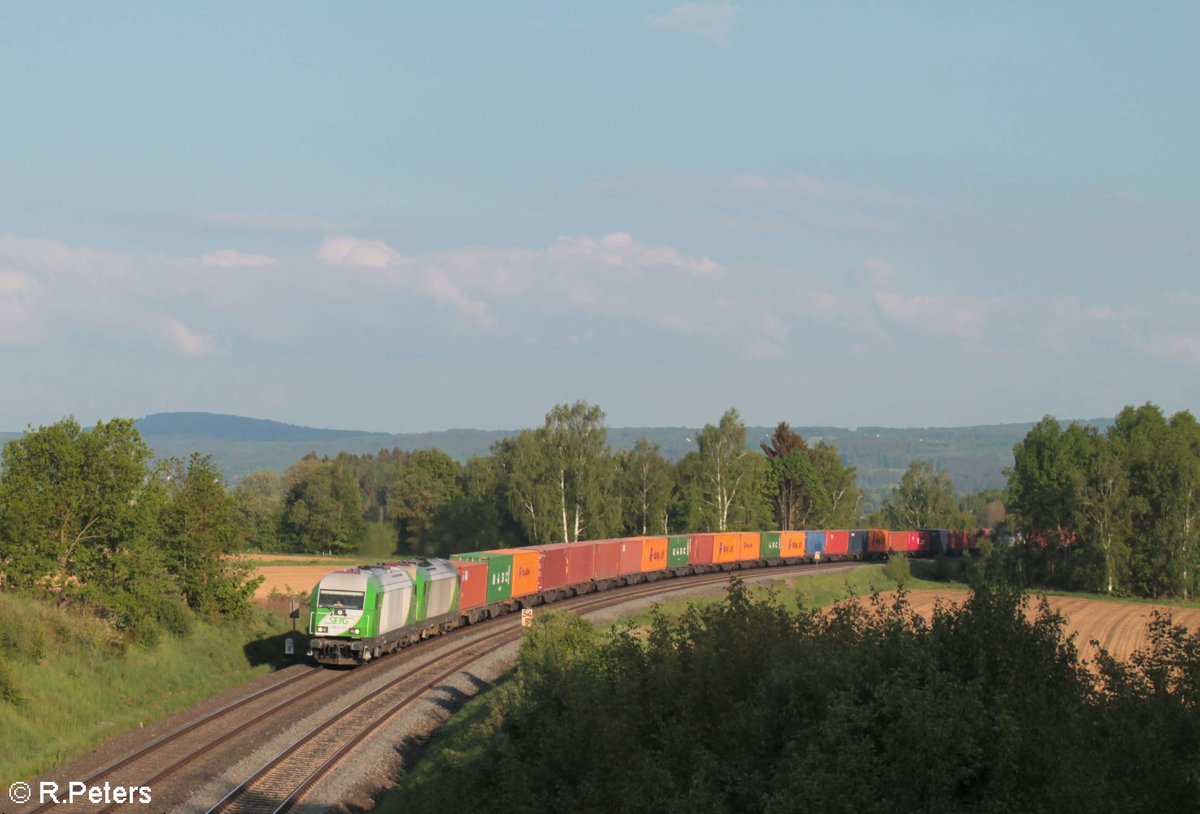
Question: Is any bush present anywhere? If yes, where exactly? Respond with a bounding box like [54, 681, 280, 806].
[0, 657, 23, 707]
[882, 552, 911, 582]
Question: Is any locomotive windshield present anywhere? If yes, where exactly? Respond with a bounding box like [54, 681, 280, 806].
[317, 590, 365, 610]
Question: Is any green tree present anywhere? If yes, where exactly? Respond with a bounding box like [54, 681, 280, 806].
[493, 430, 559, 545]
[279, 455, 367, 553]
[160, 453, 260, 617]
[617, 439, 674, 535]
[696, 408, 758, 532]
[883, 459, 962, 529]
[389, 448, 463, 553]
[233, 470, 284, 552]
[1071, 431, 1132, 595]
[542, 401, 618, 542]
[0, 417, 162, 599]
[760, 423, 827, 529]
[810, 441, 862, 527]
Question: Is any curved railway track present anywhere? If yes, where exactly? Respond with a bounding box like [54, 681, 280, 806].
[23, 561, 858, 813]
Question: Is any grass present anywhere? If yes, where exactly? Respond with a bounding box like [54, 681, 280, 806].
[0, 592, 293, 785]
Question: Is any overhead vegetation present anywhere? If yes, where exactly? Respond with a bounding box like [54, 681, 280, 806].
[392, 581, 1200, 813]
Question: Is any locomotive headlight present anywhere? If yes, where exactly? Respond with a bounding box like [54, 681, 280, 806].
[351, 628, 360, 635]
[317, 626, 328, 633]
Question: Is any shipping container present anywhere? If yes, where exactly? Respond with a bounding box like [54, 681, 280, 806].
[759, 532, 782, 560]
[593, 539, 622, 579]
[667, 535, 691, 568]
[737, 532, 759, 562]
[867, 529, 888, 555]
[714, 532, 740, 564]
[885, 531, 919, 553]
[450, 552, 513, 604]
[780, 531, 807, 558]
[922, 529, 950, 555]
[450, 559, 489, 610]
[565, 541, 596, 585]
[949, 530, 968, 553]
[805, 530, 827, 557]
[640, 536, 669, 573]
[492, 548, 541, 598]
[848, 530, 869, 557]
[916, 531, 933, 554]
[824, 530, 849, 556]
[618, 537, 646, 576]
[531, 543, 570, 591]
[690, 533, 715, 565]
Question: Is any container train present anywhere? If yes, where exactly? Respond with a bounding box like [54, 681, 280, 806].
[307, 528, 985, 666]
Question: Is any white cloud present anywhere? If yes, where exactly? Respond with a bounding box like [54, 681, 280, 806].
[861, 258, 897, 287]
[650, 2, 741, 47]
[201, 249, 279, 268]
[158, 317, 218, 357]
[318, 234, 403, 269]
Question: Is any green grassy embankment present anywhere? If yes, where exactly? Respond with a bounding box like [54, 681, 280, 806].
[0, 593, 292, 785]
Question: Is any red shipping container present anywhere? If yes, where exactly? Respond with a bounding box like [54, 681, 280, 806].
[619, 537, 646, 576]
[565, 541, 596, 585]
[780, 531, 806, 558]
[532, 543, 570, 590]
[737, 532, 759, 562]
[592, 539, 621, 579]
[690, 533, 715, 565]
[916, 531, 932, 553]
[451, 559, 489, 610]
[825, 530, 850, 556]
[907, 532, 921, 552]
[885, 531, 908, 553]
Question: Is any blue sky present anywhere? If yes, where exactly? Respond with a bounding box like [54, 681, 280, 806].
[1, 2, 1197, 432]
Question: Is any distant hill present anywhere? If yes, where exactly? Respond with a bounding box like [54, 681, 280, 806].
[134, 412, 373, 442]
[1, 412, 1113, 509]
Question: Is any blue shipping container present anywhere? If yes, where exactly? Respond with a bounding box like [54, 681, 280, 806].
[848, 530, 868, 556]
[805, 530, 826, 556]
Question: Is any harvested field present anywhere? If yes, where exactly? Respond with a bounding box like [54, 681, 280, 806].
[879, 590, 1200, 664]
[252, 565, 341, 601]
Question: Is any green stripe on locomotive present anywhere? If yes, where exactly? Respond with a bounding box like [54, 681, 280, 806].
[760, 532, 781, 559]
[308, 572, 382, 639]
[451, 552, 513, 603]
[667, 535, 691, 568]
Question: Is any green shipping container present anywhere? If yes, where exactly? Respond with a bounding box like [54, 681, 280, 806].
[759, 532, 781, 559]
[667, 535, 691, 568]
[450, 552, 513, 604]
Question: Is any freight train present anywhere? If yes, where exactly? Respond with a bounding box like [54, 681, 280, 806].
[306, 528, 985, 665]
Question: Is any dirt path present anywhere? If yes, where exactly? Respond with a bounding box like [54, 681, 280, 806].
[891, 590, 1200, 663]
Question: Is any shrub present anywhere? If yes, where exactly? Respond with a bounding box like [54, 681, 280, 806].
[882, 552, 911, 582]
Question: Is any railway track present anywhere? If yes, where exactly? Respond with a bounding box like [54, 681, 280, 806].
[22, 561, 857, 813]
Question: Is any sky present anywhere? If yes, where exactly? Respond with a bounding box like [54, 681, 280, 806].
[1, 2, 1197, 433]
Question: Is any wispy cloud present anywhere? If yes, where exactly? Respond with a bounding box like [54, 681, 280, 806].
[158, 317, 218, 357]
[650, 2, 741, 47]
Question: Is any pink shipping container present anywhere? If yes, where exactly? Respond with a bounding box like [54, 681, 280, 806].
[618, 537, 646, 576]
[690, 533, 715, 565]
[531, 543, 570, 591]
[824, 530, 849, 556]
[592, 539, 622, 580]
[451, 559, 489, 610]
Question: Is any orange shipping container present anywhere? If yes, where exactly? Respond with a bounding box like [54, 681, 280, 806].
[737, 532, 759, 561]
[780, 531, 807, 558]
[867, 529, 888, 554]
[493, 548, 542, 597]
[714, 532, 740, 564]
[640, 536, 668, 572]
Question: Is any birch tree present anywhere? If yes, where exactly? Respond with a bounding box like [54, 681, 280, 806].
[618, 439, 674, 535]
[542, 402, 617, 542]
[696, 408, 757, 532]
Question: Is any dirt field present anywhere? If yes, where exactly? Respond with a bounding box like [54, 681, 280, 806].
[252, 565, 343, 600]
[883, 590, 1200, 664]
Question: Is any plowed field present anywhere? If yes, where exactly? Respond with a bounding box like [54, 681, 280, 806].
[882, 590, 1200, 663]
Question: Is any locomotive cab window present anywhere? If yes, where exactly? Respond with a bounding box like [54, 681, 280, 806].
[317, 590, 364, 610]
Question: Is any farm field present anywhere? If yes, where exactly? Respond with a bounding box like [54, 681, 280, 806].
[251, 563, 340, 601]
[878, 589, 1200, 664]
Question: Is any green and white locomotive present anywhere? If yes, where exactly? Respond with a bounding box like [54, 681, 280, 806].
[307, 558, 461, 665]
